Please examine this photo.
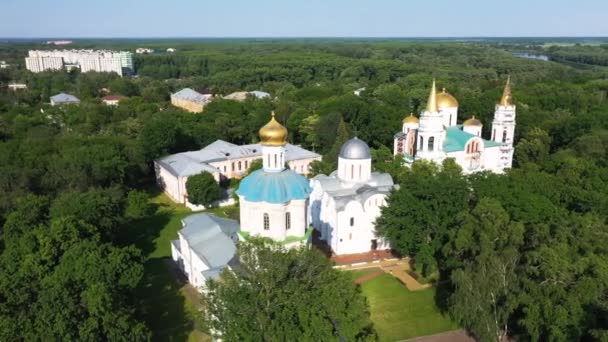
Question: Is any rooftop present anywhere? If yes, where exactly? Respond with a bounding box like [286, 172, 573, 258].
[444, 125, 500, 153]
[172, 88, 212, 104]
[313, 172, 396, 211]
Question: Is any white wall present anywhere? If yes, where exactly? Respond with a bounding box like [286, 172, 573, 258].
[239, 198, 308, 242]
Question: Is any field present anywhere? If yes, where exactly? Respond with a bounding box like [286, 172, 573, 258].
[349, 268, 458, 342]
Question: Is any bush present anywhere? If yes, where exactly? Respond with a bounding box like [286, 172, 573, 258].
[185, 172, 221, 207]
[125, 190, 153, 219]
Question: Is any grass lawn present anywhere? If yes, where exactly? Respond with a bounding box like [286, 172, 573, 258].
[355, 273, 458, 342]
[122, 190, 238, 341]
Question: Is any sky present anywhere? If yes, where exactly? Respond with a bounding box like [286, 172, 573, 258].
[1, 0, 607, 38]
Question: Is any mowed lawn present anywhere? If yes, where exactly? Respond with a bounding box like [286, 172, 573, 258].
[349, 270, 458, 342]
[122, 191, 238, 341]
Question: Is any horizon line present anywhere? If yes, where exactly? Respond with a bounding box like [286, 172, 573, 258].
[1, 35, 608, 40]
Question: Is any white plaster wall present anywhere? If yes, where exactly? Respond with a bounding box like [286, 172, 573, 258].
[439, 107, 458, 127]
[337, 157, 371, 183]
[239, 197, 308, 242]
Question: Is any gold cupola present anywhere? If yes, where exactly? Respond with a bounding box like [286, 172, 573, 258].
[426, 79, 438, 113]
[463, 115, 482, 127]
[437, 88, 459, 108]
[403, 112, 419, 124]
[499, 75, 513, 106]
[259, 111, 288, 146]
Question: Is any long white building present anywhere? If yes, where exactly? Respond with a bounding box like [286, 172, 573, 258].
[25, 49, 133, 76]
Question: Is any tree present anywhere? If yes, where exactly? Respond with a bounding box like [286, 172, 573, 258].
[185, 172, 221, 207]
[124, 190, 153, 219]
[202, 238, 375, 341]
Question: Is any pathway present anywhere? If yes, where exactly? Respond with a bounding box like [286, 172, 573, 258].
[341, 258, 431, 291]
[354, 269, 385, 284]
[399, 330, 474, 342]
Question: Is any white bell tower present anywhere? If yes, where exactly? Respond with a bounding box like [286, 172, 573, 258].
[491, 76, 516, 170]
[416, 79, 446, 164]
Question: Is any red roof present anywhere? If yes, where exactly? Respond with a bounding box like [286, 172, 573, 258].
[102, 95, 127, 101]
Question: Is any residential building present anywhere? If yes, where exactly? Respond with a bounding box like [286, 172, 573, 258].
[155, 138, 320, 205]
[223, 90, 271, 102]
[101, 95, 127, 106]
[170, 88, 213, 113]
[8, 83, 27, 90]
[167, 48, 176, 53]
[50, 93, 80, 106]
[25, 49, 134, 76]
[135, 48, 154, 54]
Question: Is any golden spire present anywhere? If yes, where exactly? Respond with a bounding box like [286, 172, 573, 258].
[499, 75, 512, 106]
[259, 111, 288, 146]
[426, 79, 438, 113]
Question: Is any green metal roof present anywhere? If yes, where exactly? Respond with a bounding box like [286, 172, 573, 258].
[444, 126, 500, 153]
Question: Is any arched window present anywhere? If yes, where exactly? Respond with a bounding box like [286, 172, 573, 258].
[274, 154, 277, 168]
[359, 165, 362, 179]
[502, 130, 508, 143]
[449, 114, 453, 125]
[285, 212, 291, 230]
[420, 136, 424, 150]
[263, 213, 269, 230]
[492, 129, 496, 141]
[428, 137, 435, 151]
[280, 152, 283, 165]
[350, 217, 354, 227]
[351, 164, 354, 179]
[231, 162, 235, 171]
[238, 161, 242, 171]
[267, 154, 270, 166]
[245, 160, 248, 169]
[223, 165, 226, 173]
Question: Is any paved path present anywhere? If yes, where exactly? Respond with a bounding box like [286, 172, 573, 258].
[354, 269, 384, 284]
[341, 258, 431, 291]
[400, 330, 474, 342]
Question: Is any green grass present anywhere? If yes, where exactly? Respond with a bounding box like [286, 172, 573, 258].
[356, 273, 458, 342]
[122, 190, 238, 341]
[349, 267, 382, 280]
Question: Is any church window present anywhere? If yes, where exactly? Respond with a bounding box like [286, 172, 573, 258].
[245, 160, 248, 169]
[238, 161, 242, 171]
[286, 212, 291, 230]
[231, 162, 235, 171]
[420, 136, 424, 150]
[274, 154, 277, 168]
[492, 129, 496, 141]
[223, 165, 226, 173]
[267, 154, 270, 166]
[350, 217, 354, 227]
[502, 130, 507, 143]
[358, 165, 362, 179]
[449, 114, 452, 125]
[428, 137, 435, 151]
[263, 213, 270, 230]
[351, 164, 354, 179]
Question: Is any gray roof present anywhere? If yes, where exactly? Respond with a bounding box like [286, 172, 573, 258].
[50, 93, 80, 103]
[249, 90, 270, 99]
[313, 172, 395, 211]
[339, 137, 371, 160]
[180, 213, 240, 269]
[156, 139, 320, 177]
[172, 88, 211, 104]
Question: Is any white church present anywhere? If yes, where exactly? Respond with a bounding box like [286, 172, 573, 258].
[393, 77, 516, 174]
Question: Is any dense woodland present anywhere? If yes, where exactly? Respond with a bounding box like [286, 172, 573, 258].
[1, 40, 608, 341]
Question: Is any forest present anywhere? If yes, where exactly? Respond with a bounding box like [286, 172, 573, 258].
[0, 40, 608, 341]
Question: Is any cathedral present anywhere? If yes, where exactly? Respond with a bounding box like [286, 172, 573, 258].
[393, 77, 516, 173]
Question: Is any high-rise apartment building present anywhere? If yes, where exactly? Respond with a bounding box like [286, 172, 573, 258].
[25, 50, 134, 76]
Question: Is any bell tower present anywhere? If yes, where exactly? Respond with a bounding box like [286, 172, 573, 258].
[491, 76, 516, 170]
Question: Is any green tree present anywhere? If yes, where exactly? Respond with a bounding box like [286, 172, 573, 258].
[185, 172, 221, 207]
[202, 238, 375, 341]
[124, 190, 153, 219]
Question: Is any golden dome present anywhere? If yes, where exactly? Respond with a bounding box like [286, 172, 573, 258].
[403, 113, 419, 124]
[463, 115, 482, 127]
[437, 88, 459, 108]
[259, 111, 288, 146]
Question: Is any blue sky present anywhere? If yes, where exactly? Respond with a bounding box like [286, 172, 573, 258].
[1, 0, 607, 38]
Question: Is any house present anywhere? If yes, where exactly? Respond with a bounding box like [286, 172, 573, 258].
[223, 90, 271, 102]
[50, 93, 80, 106]
[155, 139, 321, 205]
[171, 213, 240, 290]
[135, 48, 154, 54]
[170, 88, 213, 113]
[0, 61, 9, 69]
[101, 95, 127, 106]
[167, 48, 176, 53]
[8, 83, 27, 90]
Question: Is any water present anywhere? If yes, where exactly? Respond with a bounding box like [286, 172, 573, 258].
[512, 52, 550, 61]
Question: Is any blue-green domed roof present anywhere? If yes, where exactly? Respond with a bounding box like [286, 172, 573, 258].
[236, 169, 312, 204]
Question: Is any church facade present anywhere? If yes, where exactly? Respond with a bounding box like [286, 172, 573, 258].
[393, 77, 516, 174]
[309, 137, 396, 256]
